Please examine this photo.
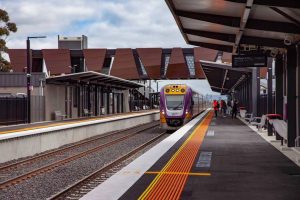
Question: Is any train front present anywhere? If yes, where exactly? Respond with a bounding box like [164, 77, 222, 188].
[160, 84, 192, 130]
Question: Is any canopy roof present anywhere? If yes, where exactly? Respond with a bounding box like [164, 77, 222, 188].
[166, 0, 300, 53]
[46, 71, 144, 90]
[200, 60, 251, 94]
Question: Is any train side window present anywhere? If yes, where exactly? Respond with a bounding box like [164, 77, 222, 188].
[191, 99, 194, 105]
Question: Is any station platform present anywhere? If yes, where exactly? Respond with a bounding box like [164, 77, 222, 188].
[0, 110, 157, 137]
[82, 110, 300, 200]
[0, 110, 159, 163]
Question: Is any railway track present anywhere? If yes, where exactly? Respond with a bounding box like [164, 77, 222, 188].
[48, 132, 166, 200]
[0, 122, 159, 189]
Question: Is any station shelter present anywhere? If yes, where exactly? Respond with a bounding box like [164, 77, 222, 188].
[165, 0, 300, 147]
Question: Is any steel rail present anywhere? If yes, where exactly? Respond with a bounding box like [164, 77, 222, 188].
[0, 123, 159, 189]
[0, 121, 158, 172]
[48, 132, 166, 200]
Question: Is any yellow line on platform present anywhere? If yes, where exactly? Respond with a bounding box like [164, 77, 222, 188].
[0, 111, 151, 135]
[145, 171, 211, 176]
[138, 111, 213, 200]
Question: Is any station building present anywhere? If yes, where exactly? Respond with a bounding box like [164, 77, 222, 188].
[0, 44, 267, 125]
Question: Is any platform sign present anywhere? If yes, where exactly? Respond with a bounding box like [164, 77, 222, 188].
[232, 54, 267, 68]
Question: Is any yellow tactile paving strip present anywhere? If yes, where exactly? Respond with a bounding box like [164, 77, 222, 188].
[138, 111, 213, 200]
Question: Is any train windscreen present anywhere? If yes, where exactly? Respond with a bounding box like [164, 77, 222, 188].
[166, 95, 184, 110]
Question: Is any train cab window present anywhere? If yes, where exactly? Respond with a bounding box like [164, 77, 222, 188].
[166, 95, 184, 110]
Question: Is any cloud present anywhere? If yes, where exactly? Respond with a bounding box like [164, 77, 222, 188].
[1, 0, 217, 94]
[1, 0, 192, 49]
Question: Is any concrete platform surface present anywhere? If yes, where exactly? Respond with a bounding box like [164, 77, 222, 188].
[81, 110, 210, 200]
[0, 110, 158, 140]
[84, 114, 300, 200]
[0, 110, 159, 163]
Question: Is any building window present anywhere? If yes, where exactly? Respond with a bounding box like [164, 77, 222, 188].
[138, 58, 147, 76]
[164, 54, 170, 76]
[185, 55, 195, 76]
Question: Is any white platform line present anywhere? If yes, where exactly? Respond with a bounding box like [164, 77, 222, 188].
[80, 109, 210, 200]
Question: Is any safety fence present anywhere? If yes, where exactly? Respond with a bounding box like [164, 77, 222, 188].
[0, 96, 45, 125]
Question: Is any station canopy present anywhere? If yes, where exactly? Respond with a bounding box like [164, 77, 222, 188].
[166, 0, 300, 53]
[166, 0, 300, 93]
[46, 71, 144, 90]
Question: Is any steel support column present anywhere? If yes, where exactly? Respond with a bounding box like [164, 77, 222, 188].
[267, 57, 273, 136]
[251, 68, 259, 117]
[77, 85, 81, 117]
[87, 85, 91, 113]
[106, 89, 110, 115]
[121, 93, 124, 113]
[100, 87, 104, 115]
[95, 86, 98, 116]
[112, 92, 115, 114]
[26, 39, 31, 123]
[286, 46, 297, 147]
[296, 44, 300, 146]
[144, 80, 146, 108]
[275, 55, 284, 116]
[275, 55, 284, 140]
[248, 77, 255, 113]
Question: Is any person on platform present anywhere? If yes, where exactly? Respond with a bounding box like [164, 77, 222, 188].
[232, 100, 238, 119]
[213, 100, 219, 118]
[227, 100, 232, 115]
[221, 100, 227, 117]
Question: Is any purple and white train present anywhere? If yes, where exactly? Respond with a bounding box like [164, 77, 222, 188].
[160, 84, 209, 130]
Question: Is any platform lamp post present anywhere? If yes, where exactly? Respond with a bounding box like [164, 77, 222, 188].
[26, 36, 46, 123]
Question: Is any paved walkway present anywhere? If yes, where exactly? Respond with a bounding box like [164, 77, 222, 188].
[121, 115, 300, 200]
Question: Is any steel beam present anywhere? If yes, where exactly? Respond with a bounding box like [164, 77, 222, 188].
[225, 0, 300, 9]
[175, 10, 300, 34]
[189, 41, 233, 52]
[184, 28, 285, 48]
[270, 7, 300, 27]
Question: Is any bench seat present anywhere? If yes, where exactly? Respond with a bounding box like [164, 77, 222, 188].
[271, 119, 287, 145]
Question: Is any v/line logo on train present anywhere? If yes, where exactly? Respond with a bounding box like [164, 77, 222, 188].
[160, 84, 210, 130]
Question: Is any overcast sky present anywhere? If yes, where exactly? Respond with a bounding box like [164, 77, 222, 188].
[1, 0, 220, 95]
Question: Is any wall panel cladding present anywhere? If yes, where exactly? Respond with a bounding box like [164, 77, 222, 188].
[194, 47, 218, 79]
[136, 48, 162, 79]
[194, 47, 218, 62]
[83, 49, 107, 72]
[193, 48, 206, 79]
[7, 49, 27, 72]
[166, 48, 190, 79]
[110, 48, 140, 79]
[42, 49, 71, 75]
[222, 52, 232, 63]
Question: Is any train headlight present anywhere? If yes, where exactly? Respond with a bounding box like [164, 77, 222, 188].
[166, 89, 170, 93]
[176, 89, 179, 92]
[161, 110, 165, 115]
[181, 89, 185, 93]
[185, 111, 189, 115]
